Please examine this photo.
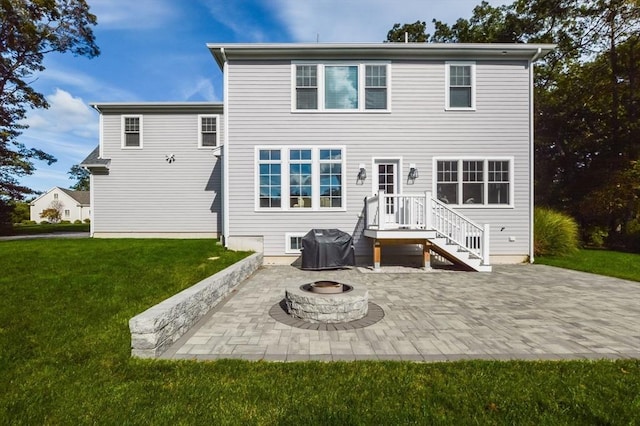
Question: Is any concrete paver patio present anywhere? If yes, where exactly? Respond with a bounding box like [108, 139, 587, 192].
[162, 264, 640, 362]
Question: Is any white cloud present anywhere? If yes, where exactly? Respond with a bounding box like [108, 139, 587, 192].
[179, 77, 219, 101]
[24, 89, 97, 139]
[89, 0, 179, 30]
[268, 0, 506, 42]
[36, 67, 138, 102]
[201, 0, 271, 42]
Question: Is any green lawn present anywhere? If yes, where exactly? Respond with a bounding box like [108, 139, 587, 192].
[536, 248, 640, 282]
[1, 239, 639, 424]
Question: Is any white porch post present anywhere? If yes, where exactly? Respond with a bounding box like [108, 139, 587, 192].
[377, 189, 386, 230]
[425, 191, 432, 230]
[482, 223, 491, 265]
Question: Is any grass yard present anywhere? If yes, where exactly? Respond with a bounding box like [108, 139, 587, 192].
[536, 248, 640, 282]
[1, 239, 639, 424]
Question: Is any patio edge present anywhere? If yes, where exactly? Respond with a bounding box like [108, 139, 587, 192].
[129, 252, 263, 358]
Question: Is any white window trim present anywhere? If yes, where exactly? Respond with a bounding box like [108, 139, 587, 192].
[255, 146, 347, 212]
[445, 61, 476, 111]
[432, 156, 514, 208]
[198, 114, 220, 149]
[121, 115, 143, 149]
[291, 62, 391, 113]
[285, 232, 307, 254]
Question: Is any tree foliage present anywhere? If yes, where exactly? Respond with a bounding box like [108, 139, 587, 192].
[0, 0, 99, 203]
[68, 164, 89, 191]
[386, 21, 429, 42]
[391, 0, 640, 248]
[39, 199, 62, 223]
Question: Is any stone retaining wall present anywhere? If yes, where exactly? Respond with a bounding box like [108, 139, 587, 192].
[129, 252, 263, 358]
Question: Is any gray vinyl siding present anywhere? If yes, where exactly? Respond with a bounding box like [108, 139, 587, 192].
[226, 59, 531, 257]
[93, 110, 223, 234]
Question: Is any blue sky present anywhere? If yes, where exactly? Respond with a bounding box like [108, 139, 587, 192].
[19, 0, 504, 194]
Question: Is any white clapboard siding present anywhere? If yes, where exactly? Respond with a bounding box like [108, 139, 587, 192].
[226, 59, 532, 257]
[93, 106, 223, 235]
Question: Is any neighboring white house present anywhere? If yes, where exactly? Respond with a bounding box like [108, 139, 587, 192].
[82, 42, 555, 271]
[30, 187, 91, 223]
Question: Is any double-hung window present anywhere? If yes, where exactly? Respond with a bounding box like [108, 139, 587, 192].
[256, 147, 345, 211]
[446, 62, 475, 110]
[199, 115, 219, 147]
[122, 115, 142, 148]
[365, 65, 387, 110]
[296, 65, 318, 110]
[435, 158, 512, 207]
[293, 63, 389, 112]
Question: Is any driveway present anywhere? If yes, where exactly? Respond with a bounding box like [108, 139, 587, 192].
[162, 264, 640, 361]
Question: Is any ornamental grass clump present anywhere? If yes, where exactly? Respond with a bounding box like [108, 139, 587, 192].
[534, 207, 579, 256]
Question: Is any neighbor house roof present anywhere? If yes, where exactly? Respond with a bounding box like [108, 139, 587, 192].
[207, 42, 556, 70]
[29, 187, 90, 206]
[59, 188, 90, 206]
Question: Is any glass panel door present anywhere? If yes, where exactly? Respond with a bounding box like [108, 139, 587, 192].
[376, 161, 398, 223]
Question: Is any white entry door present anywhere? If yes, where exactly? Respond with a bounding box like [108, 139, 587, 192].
[375, 160, 399, 224]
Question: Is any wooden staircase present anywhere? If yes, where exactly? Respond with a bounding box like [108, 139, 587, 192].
[364, 191, 492, 272]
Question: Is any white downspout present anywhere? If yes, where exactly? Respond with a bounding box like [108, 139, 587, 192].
[528, 48, 541, 263]
[222, 48, 230, 247]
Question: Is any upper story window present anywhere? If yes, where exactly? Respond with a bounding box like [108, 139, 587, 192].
[198, 115, 219, 148]
[122, 115, 142, 148]
[296, 65, 318, 110]
[446, 62, 475, 110]
[293, 63, 390, 112]
[365, 65, 387, 110]
[435, 158, 512, 207]
[256, 146, 345, 211]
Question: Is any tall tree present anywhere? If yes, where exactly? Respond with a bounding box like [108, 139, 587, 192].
[423, 0, 640, 246]
[0, 0, 99, 207]
[386, 21, 429, 42]
[68, 164, 89, 191]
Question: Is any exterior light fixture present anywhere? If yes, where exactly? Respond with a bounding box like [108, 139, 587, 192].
[356, 164, 367, 183]
[408, 163, 419, 181]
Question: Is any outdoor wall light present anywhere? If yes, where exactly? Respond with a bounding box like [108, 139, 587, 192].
[356, 164, 367, 183]
[408, 163, 419, 181]
[165, 154, 176, 163]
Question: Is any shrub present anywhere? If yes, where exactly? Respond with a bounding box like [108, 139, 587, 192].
[60, 220, 71, 224]
[83, 218, 91, 224]
[73, 219, 82, 224]
[534, 207, 579, 256]
[20, 220, 37, 225]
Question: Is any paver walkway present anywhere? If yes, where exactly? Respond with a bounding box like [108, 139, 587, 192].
[162, 264, 640, 362]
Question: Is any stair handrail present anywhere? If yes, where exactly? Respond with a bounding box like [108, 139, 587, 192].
[426, 191, 490, 264]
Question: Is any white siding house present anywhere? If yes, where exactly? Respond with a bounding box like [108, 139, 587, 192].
[30, 187, 90, 223]
[83, 43, 554, 270]
[82, 103, 223, 238]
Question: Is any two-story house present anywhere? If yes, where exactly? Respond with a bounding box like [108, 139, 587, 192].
[83, 42, 554, 271]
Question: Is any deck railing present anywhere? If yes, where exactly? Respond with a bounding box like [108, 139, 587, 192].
[365, 190, 490, 263]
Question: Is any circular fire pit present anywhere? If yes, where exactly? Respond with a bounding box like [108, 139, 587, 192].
[285, 281, 368, 323]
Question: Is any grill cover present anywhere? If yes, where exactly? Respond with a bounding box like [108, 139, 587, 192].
[301, 229, 355, 270]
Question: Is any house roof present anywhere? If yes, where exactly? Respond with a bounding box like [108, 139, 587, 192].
[80, 146, 110, 170]
[90, 102, 224, 114]
[207, 42, 556, 70]
[60, 188, 90, 205]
